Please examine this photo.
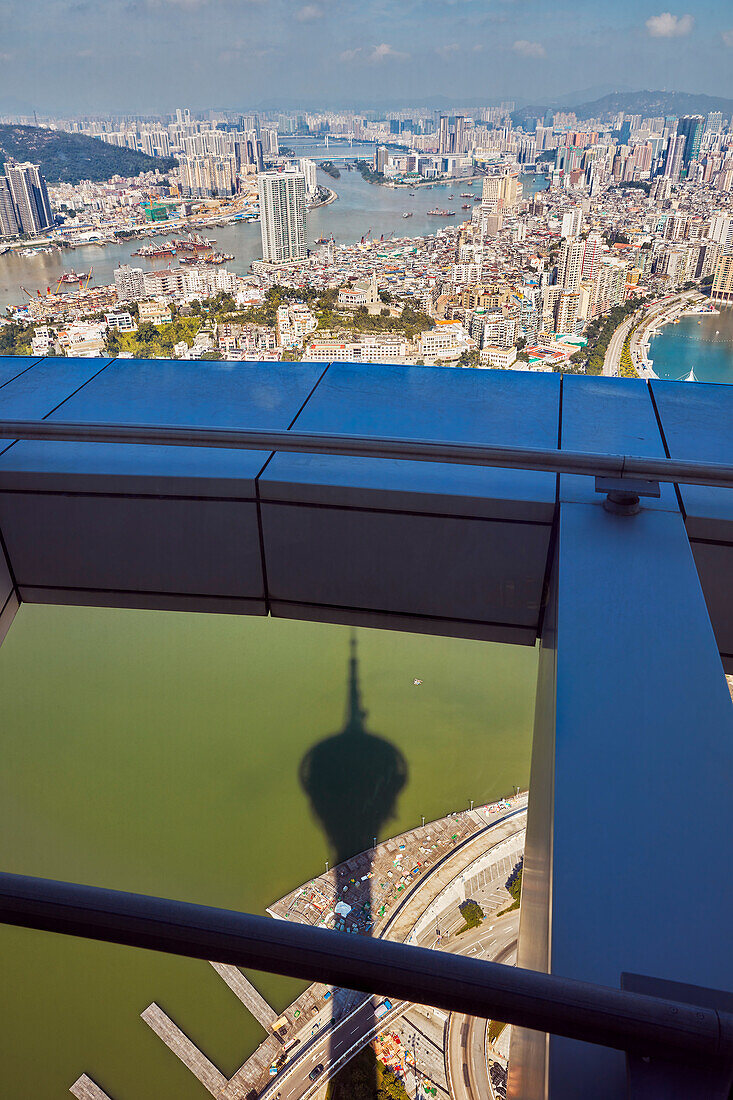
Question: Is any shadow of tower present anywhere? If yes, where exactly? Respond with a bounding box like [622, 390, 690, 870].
[299, 632, 408, 1098]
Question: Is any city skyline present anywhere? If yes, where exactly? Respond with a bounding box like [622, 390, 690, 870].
[1, 0, 733, 115]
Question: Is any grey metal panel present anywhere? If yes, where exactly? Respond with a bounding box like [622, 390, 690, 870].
[261, 501, 549, 630]
[262, 363, 559, 520]
[0, 494, 265, 601]
[652, 379, 733, 538]
[269, 600, 536, 646]
[0, 532, 13, 611]
[691, 540, 733, 661]
[19, 588, 266, 616]
[560, 376, 676, 510]
[0, 359, 324, 497]
[519, 500, 733, 1100]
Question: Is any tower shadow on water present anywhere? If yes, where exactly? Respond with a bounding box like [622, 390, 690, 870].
[299, 632, 408, 1098]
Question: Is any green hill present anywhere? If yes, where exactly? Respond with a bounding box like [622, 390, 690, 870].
[0, 124, 177, 184]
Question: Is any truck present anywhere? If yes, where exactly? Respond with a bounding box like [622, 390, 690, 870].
[375, 999, 393, 1020]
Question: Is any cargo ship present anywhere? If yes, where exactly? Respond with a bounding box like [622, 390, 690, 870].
[426, 209, 456, 216]
[171, 234, 216, 251]
[132, 241, 176, 257]
[179, 252, 234, 266]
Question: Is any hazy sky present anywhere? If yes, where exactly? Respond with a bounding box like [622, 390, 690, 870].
[1, 0, 731, 115]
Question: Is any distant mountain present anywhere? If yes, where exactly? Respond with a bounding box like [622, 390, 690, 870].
[0, 124, 177, 184]
[570, 90, 733, 120]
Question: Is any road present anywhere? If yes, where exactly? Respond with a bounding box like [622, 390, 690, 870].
[446, 915, 519, 1100]
[254, 807, 526, 1100]
[602, 312, 637, 377]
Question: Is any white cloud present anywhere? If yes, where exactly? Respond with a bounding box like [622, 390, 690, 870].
[645, 12, 693, 37]
[339, 47, 361, 62]
[512, 39, 546, 57]
[369, 42, 408, 62]
[296, 3, 322, 19]
[722, 28, 733, 46]
[436, 41, 461, 57]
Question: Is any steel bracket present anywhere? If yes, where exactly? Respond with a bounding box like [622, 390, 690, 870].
[595, 477, 661, 516]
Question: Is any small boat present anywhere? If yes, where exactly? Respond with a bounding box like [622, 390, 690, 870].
[462, 204, 470, 209]
[402, 212, 413, 218]
[413, 679, 423, 686]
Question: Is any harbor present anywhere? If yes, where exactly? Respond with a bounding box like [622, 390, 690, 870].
[0, 165, 548, 308]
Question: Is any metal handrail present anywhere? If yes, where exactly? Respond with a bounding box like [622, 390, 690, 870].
[0, 419, 730, 489]
[0, 872, 731, 1066]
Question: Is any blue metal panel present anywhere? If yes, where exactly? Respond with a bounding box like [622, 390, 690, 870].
[0, 356, 43, 389]
[0, 359, 324, 496]
[516, 500, 733, 1099]
[0, 357, 113, 453]
[560, 376, 676, 511]
[651, 379, 733, 538]
[262, 363, 560, 520]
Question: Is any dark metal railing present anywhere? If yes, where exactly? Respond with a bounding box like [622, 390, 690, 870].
[0, 871, 732, 1066]
[0, 419, 730, 489]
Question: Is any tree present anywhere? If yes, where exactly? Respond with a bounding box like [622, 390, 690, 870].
[458, 899, 485, 930]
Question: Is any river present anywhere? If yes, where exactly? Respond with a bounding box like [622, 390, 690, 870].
[648, 307, 733, 384]
[0, 604, 537, 1099]
[0, 146, 548, 310]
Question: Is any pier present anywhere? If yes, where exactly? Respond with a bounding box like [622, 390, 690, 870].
[140, 1003, 227, 1097]
[210, 963, 277, 1030]
[70, 1075, 113, 1100]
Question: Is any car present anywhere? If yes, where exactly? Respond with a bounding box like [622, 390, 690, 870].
[308, 1064, 324, 1081]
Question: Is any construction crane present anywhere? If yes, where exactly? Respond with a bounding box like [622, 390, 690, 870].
[20, 287, 34, 300]
[83, 267, 93, 290]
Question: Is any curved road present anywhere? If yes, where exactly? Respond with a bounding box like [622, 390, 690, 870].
[446, 917, 519, 1100]
[254, 807, 526, 1100]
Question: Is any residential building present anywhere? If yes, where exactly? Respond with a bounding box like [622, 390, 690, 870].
[711, 254, 733, 304]
[0, 177, 19, 237]
[114, 265, 146, 302]
[138, 300, 172, 325]
[1, 162, 53, 236]
[258, 171, 307, 263]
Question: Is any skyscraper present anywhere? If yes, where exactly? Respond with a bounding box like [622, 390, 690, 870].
[676, 116, 704, 168]
[0, 177, 19, 237]
[438, 115, 467, 156]
[1, 162, 53, 236]
[663, 134, 686, 181]
[258, 171, 307, 263]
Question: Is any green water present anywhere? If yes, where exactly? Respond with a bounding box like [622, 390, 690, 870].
[0, 605, 537, 1098]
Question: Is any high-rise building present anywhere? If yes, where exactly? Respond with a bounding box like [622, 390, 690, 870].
[114, 265, 146, 302]
[482, 170, 518, 215]
[298, 158, 317, 199]
[0, 177, 19, 237]
[676, 116, 704, 167]
[438, 116, 467, 156]
[258, 171, 307, 263]
[561, 208, 583, 238]
[2, 162, 53, 236]
[663, 134, 686, 180]
[710, 254, 733, 303]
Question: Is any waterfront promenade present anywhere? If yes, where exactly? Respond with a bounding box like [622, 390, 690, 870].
[69, 793, 526, 1100]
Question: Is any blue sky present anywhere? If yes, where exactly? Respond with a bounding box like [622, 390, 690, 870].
[0, 0, 731, 114]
